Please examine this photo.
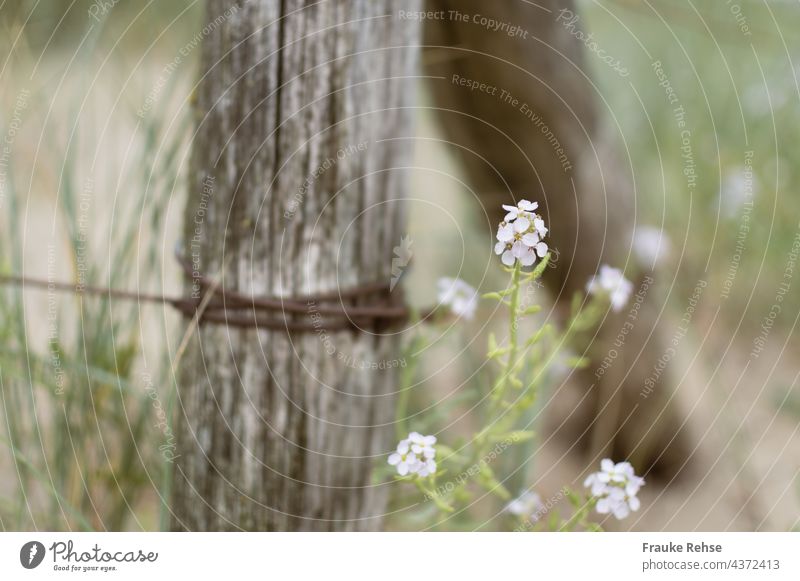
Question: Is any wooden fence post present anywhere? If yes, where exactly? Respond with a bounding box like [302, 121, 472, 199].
[171, 0, 419, 530]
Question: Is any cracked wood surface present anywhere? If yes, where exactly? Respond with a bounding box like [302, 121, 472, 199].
[171, 0, 419, 531]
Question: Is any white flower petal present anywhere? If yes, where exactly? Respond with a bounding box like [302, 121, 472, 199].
[588, 267, 632, 311]
[437, 278, 477, 319]
[634, 226, 670, 267]
[497, 224, 515, 243]
[596, 497, 611, 514]
[506, 499, 525, 515]
[613, 502, 630, 520]
[519, 251, 536, 267]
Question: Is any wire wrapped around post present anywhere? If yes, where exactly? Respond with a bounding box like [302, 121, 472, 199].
[0, 247, 436, 334]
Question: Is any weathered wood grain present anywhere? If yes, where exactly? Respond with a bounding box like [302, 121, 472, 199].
[171, 0, 419, 530]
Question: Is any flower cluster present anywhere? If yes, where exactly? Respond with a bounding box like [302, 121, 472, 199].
[584, 458, 644, 520]
[388, 432, 437, 477]
[634, 226, 671, 268]
[505, 490, 544, 521]
[720, 165, 757, 219]
[586, 265, 633, 312]
[494, 200, 549, 267]
[437, 277, 478, 320]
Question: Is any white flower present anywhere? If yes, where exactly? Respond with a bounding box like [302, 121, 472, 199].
[719, 166, 756, 218]
[586, 265, 633, 312]
[584, 458, 645, 520]
[634, 226, 670, 268]
[505, 490, 544, 521]
[387, 439, 414, 476]
[743, 83, 789, 117]
[496, 223, 515, 243]
[437, 277, 478, 320]
[502, 199, 538, 221]
[495, 199, 549, 268]
[533, 217, 548, 237]
[388, 432, 437, 477]
[410, 431, 437, 477]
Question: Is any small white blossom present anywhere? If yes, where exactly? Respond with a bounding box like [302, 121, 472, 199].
[634, 226, 670, 268]
[584, 458, 644, 520]
[495, 199, 549, 267]
[743, 83, 789, 117]
[437, 277, 478, 320]
[719, 166, 756, 218]
[388, 432, 437, 477]
[505, 490, 544, 521]
[586, 265, 633, 312]
[502, 200, 538, 221]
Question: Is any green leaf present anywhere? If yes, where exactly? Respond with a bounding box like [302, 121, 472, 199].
[565, 488, 582, 508]
[586, 522, 604, 532]
[430, 493, 455, 512]
[531, 253, 551, 279]
[475, 464, 510, 498]
[435, 445, 466, 463]
[482, 292, 504, 301]
[566, 356, 590, 369]
[488, 346, 510, 359]
[548, 510, 560, 532]
[525, 324, 551, 346]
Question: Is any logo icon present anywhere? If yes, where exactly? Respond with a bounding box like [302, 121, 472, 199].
[20, 541, 45, 569]
[390, 235, 413, 291]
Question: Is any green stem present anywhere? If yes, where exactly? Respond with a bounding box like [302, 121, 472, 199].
[508, 263, 521, 378]
[477, 265, 522, 454]
[494, 264, 521, 410]
[396, 333, 422, 440]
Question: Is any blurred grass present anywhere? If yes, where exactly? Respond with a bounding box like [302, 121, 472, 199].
[0, 0, 194, 530]
[585, 0, 800, 332]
